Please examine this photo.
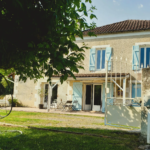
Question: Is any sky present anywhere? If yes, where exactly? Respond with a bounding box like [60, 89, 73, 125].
[84, 0, 150, 27]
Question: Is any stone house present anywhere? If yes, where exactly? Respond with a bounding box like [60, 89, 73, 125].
[13, 20, 150, 112]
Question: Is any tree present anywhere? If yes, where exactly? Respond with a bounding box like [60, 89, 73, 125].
[0, 0, 97, 83]
[0, 69, 14, 95]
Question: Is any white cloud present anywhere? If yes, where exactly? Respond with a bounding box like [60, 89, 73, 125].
[138, 4, 143, 8]
[113, 0, 121, 5]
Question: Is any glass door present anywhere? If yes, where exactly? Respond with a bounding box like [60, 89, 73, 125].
[85, 85, 92, 111]
[93, 84, 102, 111]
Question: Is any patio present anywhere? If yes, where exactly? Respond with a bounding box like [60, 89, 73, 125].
[5, 107, 105, 117]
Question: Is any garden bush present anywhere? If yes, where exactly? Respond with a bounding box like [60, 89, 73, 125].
[0, 95, 5, 99]
[8, 99, 23, 107]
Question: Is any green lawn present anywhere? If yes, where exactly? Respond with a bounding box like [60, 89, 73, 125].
[0, 111, 141, 150]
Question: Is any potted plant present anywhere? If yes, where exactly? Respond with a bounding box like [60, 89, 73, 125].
[38, 88, 48, 109]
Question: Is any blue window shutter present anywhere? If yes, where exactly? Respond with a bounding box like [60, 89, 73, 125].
[73, 82, 82, 110]
[106, 47, 112, 71]
[132, 45, 140, 70]
[89, 48, 96, 71]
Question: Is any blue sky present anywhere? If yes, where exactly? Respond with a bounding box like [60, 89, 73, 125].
[84, 0, 150, 27]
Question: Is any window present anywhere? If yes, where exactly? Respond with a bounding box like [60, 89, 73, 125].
[44, 84, 49, 102]
[132, 83, 141, 98]
[94, 85, 101, 105]
[51, 85, 58, 104]
[96, 50, 105, 70]
[140, 47, 150, 68]
[132, 83, 141, 107]
[85, 85, 92, 105]
[89, 47, 112, 71]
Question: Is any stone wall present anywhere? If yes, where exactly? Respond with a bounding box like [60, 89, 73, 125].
[141, 68, 150, 140]
[15, 78, 37, 107]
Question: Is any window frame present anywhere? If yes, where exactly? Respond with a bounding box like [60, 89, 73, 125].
[140, 46, 150, 69]
[131, 83, 141, 107]
[96, 49, 106, 71]
[132, 83, 141, 98]
[44, 84, 49, 103]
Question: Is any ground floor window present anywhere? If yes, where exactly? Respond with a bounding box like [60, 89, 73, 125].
[85, 85, 92, 105]
[132, 83, 141, 98]
[51, 85, 58, 103]
[44, 84, 49, 103]
[132, 83, 141, 107]
[94, 85, 101, 105]
[44, 84, 58, 104]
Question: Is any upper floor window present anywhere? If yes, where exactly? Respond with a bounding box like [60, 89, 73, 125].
[96, 50, 105, 70]
[89, 47, 112, 71]
[140, 47, 150, 68]
[133, 45, 150, 70]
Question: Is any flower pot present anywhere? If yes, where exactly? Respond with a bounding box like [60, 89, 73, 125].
[39, 104, 43, 109]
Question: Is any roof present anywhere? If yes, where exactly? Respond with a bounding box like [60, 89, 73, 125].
[83, 20, 150, 35]
[52, 73, 129, 78]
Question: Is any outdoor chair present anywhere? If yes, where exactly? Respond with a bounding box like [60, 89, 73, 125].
[62, 100, 73, 111]
[55, 100, 65, 111]
[50, 99, 57, 109]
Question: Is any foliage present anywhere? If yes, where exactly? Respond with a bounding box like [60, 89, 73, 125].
[0, 0, 97, 84]
[0, 95, 5, 99]
[38, 88, 48, 98]
[0, 69, 15, 78]
[8, 98, 22, 107]
[0, 69, 14, 95]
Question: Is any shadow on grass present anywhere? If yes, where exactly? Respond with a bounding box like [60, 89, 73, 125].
[0, 125, 140, 150]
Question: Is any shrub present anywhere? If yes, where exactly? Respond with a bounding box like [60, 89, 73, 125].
[0, 95, 5, 99]
[8, 98, 23, 107]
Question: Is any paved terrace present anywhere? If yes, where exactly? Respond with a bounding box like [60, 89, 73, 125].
[5, 107, 105, 117]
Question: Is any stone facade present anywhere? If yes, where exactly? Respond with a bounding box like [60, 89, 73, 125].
[13, 31, 150, 108]
[76, 33, 150, 80]
[14, 78, 37, 107]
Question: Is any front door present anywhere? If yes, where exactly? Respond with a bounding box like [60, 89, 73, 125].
[85, 85, 92, 111]
[93, 85, 102, 111]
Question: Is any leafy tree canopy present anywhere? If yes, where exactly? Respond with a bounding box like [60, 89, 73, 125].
[0, 0, 97, 83]
[0, 69, 14, 95]
[0, 68, 14, 87]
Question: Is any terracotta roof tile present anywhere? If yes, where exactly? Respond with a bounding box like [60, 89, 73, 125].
[83, 20, 150, 35]
[52, 73, 129, 78]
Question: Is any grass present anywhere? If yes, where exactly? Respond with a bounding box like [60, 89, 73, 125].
[0, 126, 140, 150]
[0, 110, 142, 150]
[0, 111, 105, 128]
